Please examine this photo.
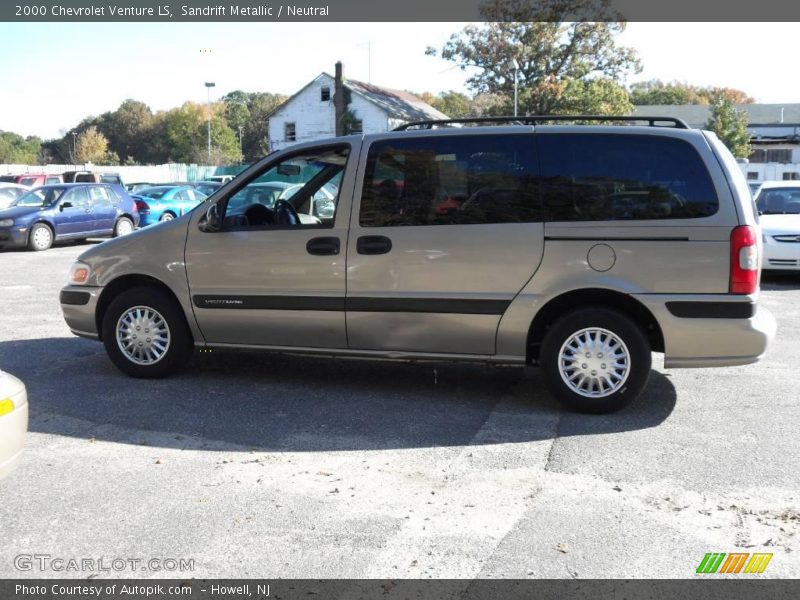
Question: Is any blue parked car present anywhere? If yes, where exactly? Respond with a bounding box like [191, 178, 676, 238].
[0, 183, 139, 251]
[132, 186, 208, 227]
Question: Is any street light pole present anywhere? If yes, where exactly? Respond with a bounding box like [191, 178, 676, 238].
[205, 82, 216, 164]
[511, 59, 519, 117]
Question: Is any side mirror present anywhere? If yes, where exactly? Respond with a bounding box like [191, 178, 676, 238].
[201, 202, 222, 232]
[60, 201, 73, 211]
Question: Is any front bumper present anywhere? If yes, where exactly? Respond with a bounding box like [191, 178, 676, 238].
[0, 227, 29, 247]
[60, 286, 102, 340]
[0, 373, 29, 480]
[763, 239, 800, 270]
[635, 294, 777, 369]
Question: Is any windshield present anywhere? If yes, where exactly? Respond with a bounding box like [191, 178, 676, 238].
[757, 188, 800, 214]
[14, 187, 66, 207]
[136, 187, 172, 200]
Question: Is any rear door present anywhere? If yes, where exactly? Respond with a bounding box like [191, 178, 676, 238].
[87, 186, 118, 232]
[345, 131, 544, 356]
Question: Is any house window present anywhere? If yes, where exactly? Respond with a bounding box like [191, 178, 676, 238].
[748, 148, 792, 164]
[349, 119, 363, 134]
[782, 172, 799, 180]
[321, 86, 331, 102]
[284, 122, 296, 142]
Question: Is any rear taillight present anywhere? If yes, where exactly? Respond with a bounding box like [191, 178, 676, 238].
[134, 199, 150, 214]
[730, 225, 759, 295]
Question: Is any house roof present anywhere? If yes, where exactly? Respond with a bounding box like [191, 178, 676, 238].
[269, 73, 449, 123]
[633, 103, 800, 128]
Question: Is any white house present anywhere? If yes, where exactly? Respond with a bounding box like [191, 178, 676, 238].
[268, 70, 449, 152]
[634, 104, 800, 183]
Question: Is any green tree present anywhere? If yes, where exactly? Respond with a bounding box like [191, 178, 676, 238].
[427, 0, 641, 116]
[0, 131, 42, 164]
[161, 102, 240, 165]
[98, 99, 154, 163]
[630, 79, 754, 106]
[706, 96, 751, 158]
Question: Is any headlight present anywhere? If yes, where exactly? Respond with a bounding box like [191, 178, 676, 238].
[0, 218, 13, 227]
[67, 261, 91, 285]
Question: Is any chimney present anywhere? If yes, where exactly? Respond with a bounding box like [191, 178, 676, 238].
[334, 61, 346, 137]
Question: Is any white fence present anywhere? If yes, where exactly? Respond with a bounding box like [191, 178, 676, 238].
[0, 163, 238, 183]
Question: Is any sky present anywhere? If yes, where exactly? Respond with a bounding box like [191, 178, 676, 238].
[0, 21, 799, 139]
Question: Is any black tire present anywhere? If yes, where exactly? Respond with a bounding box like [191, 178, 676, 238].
[102, 286, 193, 378]
[539, 307, 651, 414]
[27, 223, 53, 251]
[114, 216, 134, 237]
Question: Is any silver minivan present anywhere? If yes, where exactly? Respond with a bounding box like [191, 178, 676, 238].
[60, 116, 776, 413]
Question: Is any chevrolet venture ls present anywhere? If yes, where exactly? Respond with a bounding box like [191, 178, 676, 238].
[59, 116, 776, 413]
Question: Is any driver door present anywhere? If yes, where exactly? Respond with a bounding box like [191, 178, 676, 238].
[184, 142, 358, 349]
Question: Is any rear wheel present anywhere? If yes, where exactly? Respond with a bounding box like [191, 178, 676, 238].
[159, 212, 175, 222]
[539, 308, 651, 414]
[102, 286, 193, 378]
[27, 223, 53, 251]
[114, 216, 134, 237]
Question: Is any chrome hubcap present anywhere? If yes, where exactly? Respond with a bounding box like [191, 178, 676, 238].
[558, 327, 630, 398]
[160, 214, 173, 221]
[116, 306, 171, 365]
[117, 220, 133, 235]
[33, 227, 51, 248]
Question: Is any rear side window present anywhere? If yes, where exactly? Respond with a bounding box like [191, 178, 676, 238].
[19, 177, 37, 187]
[360, 135, 541, 227]
[88, 186, 112, 206]
[46, 177, 61, 185]
[538, 134, 718, 221]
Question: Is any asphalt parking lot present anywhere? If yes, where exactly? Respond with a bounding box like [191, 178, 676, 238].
[0, 240, 798, 579]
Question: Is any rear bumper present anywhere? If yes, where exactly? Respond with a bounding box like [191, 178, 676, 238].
[0, 378, 28, 480]
[635, 294, 777, 369]
[60, 286, 102, 340]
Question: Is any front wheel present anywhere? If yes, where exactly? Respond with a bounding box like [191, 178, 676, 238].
[539, 308, 651, 414]
[27, 223, 53, 251]
[102, 286, 193, 378]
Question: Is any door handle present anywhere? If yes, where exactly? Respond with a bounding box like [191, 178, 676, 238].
[306, 237, 340, 256]
[357, 235, 392, 255]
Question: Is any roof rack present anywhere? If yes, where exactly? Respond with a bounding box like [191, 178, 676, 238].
[393, 115, 690, 131]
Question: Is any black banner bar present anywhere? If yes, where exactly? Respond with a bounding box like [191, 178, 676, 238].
[2, 0, 800, 22]
[2, 579, 800, 600]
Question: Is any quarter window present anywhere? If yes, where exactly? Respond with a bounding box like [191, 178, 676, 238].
[360, 135, 541, 227]
[538, 134, 719, 221]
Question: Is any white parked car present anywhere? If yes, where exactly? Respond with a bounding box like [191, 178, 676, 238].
[755, 182, 800, 271]
[0, 183, 30, 209]
[0, 370, 28, 479]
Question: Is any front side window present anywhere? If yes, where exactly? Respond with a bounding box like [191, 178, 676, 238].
[360, 134, 541, 227]
[222, 145, 349, 229]
[538, 134, 719, 221]
[65, 187, 90, 208]
[15, 187, 66, 207]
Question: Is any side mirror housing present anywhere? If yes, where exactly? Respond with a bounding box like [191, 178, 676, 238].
[60, 201, 73, 211]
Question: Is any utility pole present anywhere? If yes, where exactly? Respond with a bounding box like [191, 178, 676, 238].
[205, 82, 216, 164]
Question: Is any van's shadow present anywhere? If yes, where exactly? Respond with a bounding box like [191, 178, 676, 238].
[2, 337, 676, 452]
